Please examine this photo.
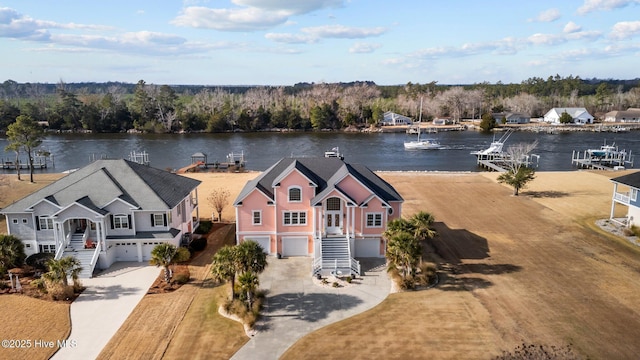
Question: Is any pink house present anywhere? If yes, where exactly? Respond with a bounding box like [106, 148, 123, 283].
[234, 157, 403, 276]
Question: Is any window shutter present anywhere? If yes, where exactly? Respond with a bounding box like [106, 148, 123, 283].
[110, 215, 114, 229]
[150, 214, 155, 227]
[35, 216, 40, 230]
[163, 214, 167, 227]
[128, 215, 132, 229]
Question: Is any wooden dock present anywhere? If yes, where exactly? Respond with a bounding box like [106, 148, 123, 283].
[475, 153, 540, 172]
[571, 149, 633, 170]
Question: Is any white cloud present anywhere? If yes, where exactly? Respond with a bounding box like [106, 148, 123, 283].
[610, 21, 640, 39]
[171, 6, 289, 31]
[301, 25, 387, 39]
[349, 42, 381, 53]
[564, 21, 582, 33]
[232, 0, 343, 15]
[530, 8, 561, 22]
[577, 0, 640, 15]
[527, 33, 566, 45]
[265, 32, 317, 44]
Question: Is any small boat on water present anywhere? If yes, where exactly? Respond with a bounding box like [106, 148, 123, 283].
[324, 147, 345, 160]
[404, 98, 442, 150]
[470, 130, 513, 157]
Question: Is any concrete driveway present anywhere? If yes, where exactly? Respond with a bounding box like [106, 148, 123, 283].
[231, 257, 390, 360]
[51, 262, 160, 360]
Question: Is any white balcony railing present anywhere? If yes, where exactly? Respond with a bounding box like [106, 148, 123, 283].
[614, 192, 630, 204]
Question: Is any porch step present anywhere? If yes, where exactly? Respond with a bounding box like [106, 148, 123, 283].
[315, 236, 358, 276]
[61, 249, 97, 278]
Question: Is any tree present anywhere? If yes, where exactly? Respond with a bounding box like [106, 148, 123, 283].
[410, 211, 437, 241]
[208, 188, 231, 222]
[6, 115, 45, 183]
[559, 111, 573, 124]
[211, 245, 240, 299]
[237, 271, 259, 308]
[43, 256, 83, 288]
[210, 240, 267, 301]
[479, 113, 496, 132]
[497, 141, 538, 196]
[497, 166, 536, 196]
[386, 232, 422, 279]
[0, 235, 26, 275]
[149, 243, 190, 283]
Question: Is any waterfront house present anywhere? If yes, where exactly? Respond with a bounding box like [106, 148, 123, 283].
[604, 108, 640, 123]
[493, 112, 531, 124]
[543, 108, 594, 124]
[233, 157, 403, 276]
[0, 159, 201, 278]
[382, 111, 412, 126]
[609, 171, 640, 228]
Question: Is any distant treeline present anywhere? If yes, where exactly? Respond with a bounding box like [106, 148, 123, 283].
[1, 76, 639, 133]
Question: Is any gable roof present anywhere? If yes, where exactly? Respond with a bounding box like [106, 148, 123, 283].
[234, 157, 403, 206]
[611, 171, 640, 189]
[1, 159, 201, 214]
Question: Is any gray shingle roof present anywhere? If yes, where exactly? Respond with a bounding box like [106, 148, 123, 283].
[234, 157, 403, 206]
[611, 171, 640, 189]
[1, 159, 201, 214]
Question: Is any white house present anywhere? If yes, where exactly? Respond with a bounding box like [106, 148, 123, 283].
[0, 159, 201, 278]
[604, 108, 640, 123]
[543, 108, 594, 124]
[610, 171, 640, 228]
[493, 112, 531, 124]
[382, 111, 412, 126]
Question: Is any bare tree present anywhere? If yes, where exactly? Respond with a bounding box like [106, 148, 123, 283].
[497, 141, 538, 196]
[208, 188, 231, 222]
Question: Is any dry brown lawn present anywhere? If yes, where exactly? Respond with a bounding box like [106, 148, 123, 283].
[5, 169, 640, 359]
[282, 170, 640, 360]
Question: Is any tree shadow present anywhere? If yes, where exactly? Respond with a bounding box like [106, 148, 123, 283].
[76, 284, 141, 301]
[428, 222, 521, 291]
[254, 292, 363, 331]
[522, 190, 570, 198]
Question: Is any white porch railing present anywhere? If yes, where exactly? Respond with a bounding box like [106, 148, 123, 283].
[614, 192, 631, 204]
[88, 240, 101, 275]
[54, 231, 72, 260]
[312, 256, 322, 275]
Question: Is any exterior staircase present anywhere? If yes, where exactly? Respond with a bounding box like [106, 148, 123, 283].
[314, 236, 361, 277]
[59, 233, 99, 278]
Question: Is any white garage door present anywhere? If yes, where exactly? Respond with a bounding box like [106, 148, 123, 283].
[115, 242, 139, 261]
[245, 237, 271, 255]
[282, 237, 308, 257]
[355, 239, 381, 257]
[141, 241, 164, 261]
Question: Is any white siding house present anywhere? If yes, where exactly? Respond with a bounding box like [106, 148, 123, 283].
[604, 109, 640, 123]
[0, 159, 201, 278]
[382, 111, 412, 126]
[610, 171, 640, 228]
[543, 108, 594, 124]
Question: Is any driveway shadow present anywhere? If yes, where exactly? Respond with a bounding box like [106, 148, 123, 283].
[77, 284, 141, 301]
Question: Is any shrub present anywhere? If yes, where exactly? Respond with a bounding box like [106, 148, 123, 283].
[630, 225, 640, 237]
[26, 252, 54, 271]
[30, 278, 47, 293]
[173, 273, 190, 284]
[195, 220, 213, 234]
[415, 262, 437, 287]
[188, 236, 207, 252]
[47, 282, 74, 301]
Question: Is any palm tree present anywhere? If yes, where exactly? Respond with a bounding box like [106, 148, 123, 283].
[0, 234, 26, 275]
[410, 211, 437, 241]
[386, 232, 421, 279]
[236, 240, 267, 275]
[211, 245, 238, 299]
[43, 256, 82, 287]
[497, 166, 536, 195]
[237, 271, 259, 309]
[149, 243, 190, 283]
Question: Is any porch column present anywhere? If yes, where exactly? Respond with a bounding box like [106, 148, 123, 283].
[137, 242, 143, 262]
[610, 183, 618, 220]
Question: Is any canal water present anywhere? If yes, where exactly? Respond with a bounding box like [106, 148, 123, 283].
[1, 130, 639, 173]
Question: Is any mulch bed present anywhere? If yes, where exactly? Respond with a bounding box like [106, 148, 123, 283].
[1, 267, 83, 303]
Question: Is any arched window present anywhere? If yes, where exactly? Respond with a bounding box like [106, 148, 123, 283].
[326, 197, 341, 211]
[288, 187, 302, 202]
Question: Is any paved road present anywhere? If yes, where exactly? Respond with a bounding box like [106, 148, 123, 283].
[231, 257, 390, 360]
[51, 263, 160, 360]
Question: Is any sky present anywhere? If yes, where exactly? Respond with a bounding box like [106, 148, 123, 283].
[0, 0, 639, 86]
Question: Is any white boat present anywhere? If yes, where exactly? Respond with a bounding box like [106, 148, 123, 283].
[587, 142, 626, 158]
[404, 99, 442, 150]
[324, 147, 344, 160]
[470, 130, 513, 156]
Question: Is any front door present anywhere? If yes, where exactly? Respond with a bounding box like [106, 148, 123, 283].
[325, 197, 342, 235]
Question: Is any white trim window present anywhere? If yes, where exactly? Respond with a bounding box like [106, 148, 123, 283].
[114, 214, 129, 229]
[631, 188, 638, 201]
[288, 187, 302, 202]
[39, 217, 54, 230]
[153, 214, 164, 227]
[283, 211, 307, 225]
[252, 210, 262, 225]
[366, 213, 383, 228]
[39, 244, 56, 253]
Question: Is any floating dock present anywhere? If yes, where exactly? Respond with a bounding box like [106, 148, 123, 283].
[1, 154, 53, 170]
